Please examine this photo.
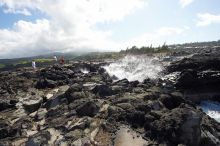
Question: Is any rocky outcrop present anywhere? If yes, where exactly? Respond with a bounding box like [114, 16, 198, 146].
[175, 70, 220, 89]
[26, 131, 51, 146]
[23, 96, 43, 113]
[0, 99, 18, 111]
[167, 51, 220, 103]
[159, 92, 184, 110]
[200, 115, 220, 146]
[168, 51, 220, 72]
[145, 106, 202, 146]
[76, 101, 100, 117]
[0, 119, 20, 139]
[92, 84, 114, 97]
[35, 79, 57, 89]
[0, 60, 219, 146]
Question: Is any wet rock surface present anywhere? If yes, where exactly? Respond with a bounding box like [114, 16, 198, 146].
[168, 49, 220, 103]
[0, 56, 219, 146]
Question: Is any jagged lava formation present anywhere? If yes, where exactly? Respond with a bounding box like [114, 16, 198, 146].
[0, 49, 220, 146]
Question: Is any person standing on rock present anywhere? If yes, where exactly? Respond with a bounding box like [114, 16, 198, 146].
[60, 56, 64, 65]
[53, 55, 57, 62]
[32, 60, 36, 70]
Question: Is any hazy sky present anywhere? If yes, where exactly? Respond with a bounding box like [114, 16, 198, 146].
[0, 0, 220, 58]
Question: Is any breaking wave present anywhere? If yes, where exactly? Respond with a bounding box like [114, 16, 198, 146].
[104, 55, 164, 82]
[200, 101, 220, 122]
[80, 68, 89, 74]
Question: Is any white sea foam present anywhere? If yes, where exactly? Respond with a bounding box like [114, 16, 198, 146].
[80, 68, 89, 74]
[200, 101, 220, 122]
[103, 55, 164, 82]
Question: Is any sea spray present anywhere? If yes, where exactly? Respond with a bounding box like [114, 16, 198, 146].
[200, 101, 220, 122]
[80, 68, 89, 74]
[103, 55, 164, 82]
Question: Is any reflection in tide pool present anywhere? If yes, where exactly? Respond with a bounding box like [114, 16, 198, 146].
[114, 126, 148, 146]
[200, 101, 220, 122]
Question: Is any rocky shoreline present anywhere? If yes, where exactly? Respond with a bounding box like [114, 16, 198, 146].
[0, 50, 220, 146]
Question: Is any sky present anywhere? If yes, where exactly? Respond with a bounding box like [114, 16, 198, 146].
[0, 0, 220, 59]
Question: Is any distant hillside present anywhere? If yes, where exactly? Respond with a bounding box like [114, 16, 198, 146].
[168, 40, 220, 55]
[73, 52, 122, 61]
[1, 39, 220, 71]
[169, 40, 220, 49]
[0, 52, 82, 71]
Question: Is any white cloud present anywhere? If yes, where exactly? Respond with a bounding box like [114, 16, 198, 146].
[0, 0, 189, 58]
[0, 0, 148, 58]
[121, 26, 189, 47]
[156, 26, 189, 36]
[196, 13, 220, 27]
[3, 8, 31, 16]
[0, 0, 39, 15]
[179, 0, 194, 8]
[0, 19, 54, 58]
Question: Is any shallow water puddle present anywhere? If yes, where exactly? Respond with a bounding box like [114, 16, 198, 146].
[114, 127, 148, 146]
[200, 100, 220, 122]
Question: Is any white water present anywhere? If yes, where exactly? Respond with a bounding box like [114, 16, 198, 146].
[200, 101, 220, 122]
[80, 68, 89, 74]
[104, 55, 164, 82]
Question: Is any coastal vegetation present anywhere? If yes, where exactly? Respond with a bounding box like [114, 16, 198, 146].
[120, 43, 170, 55]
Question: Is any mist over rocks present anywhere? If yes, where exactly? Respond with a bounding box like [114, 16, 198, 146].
[0, 52, 219, 146]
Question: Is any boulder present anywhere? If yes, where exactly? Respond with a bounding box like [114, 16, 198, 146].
[111, 86, 123, 94]
[0, 99, 18, 111]
[35, 108, 47, 120]
[107, 105, 124, 118]
[147, 100, 163, 110]
[66, 83, 82, 93]
[200, 115, 220, 146]
[35, 79, 57, 89]
[0, 87, 7, 95]
[130, 80, 139, 87]
[46, 104, 68, 118]
[92, 84, 114, 97]
[98, 67, 106, 74]
[0, 120, 20, 139]
[114, 79, 129, 86]
[200, 130, 220, 146]
[64, 84, 86, 102]
[126, 111, 146, 127]
[175, 69, 198, 88]
[23, 96, 43, 113]
[44, 93, 66, 109]
[88, 64, 97, 72]
[116, 103, 134, 111]
[65, 129, 84, 141]
[68, 99, 88, 111]
[159, 93, 184, 110]
[145, 107, 202, 146]
[143, 92, 159, 101]
[26, 131, 51, 146]
[76, 101, 100, 117]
